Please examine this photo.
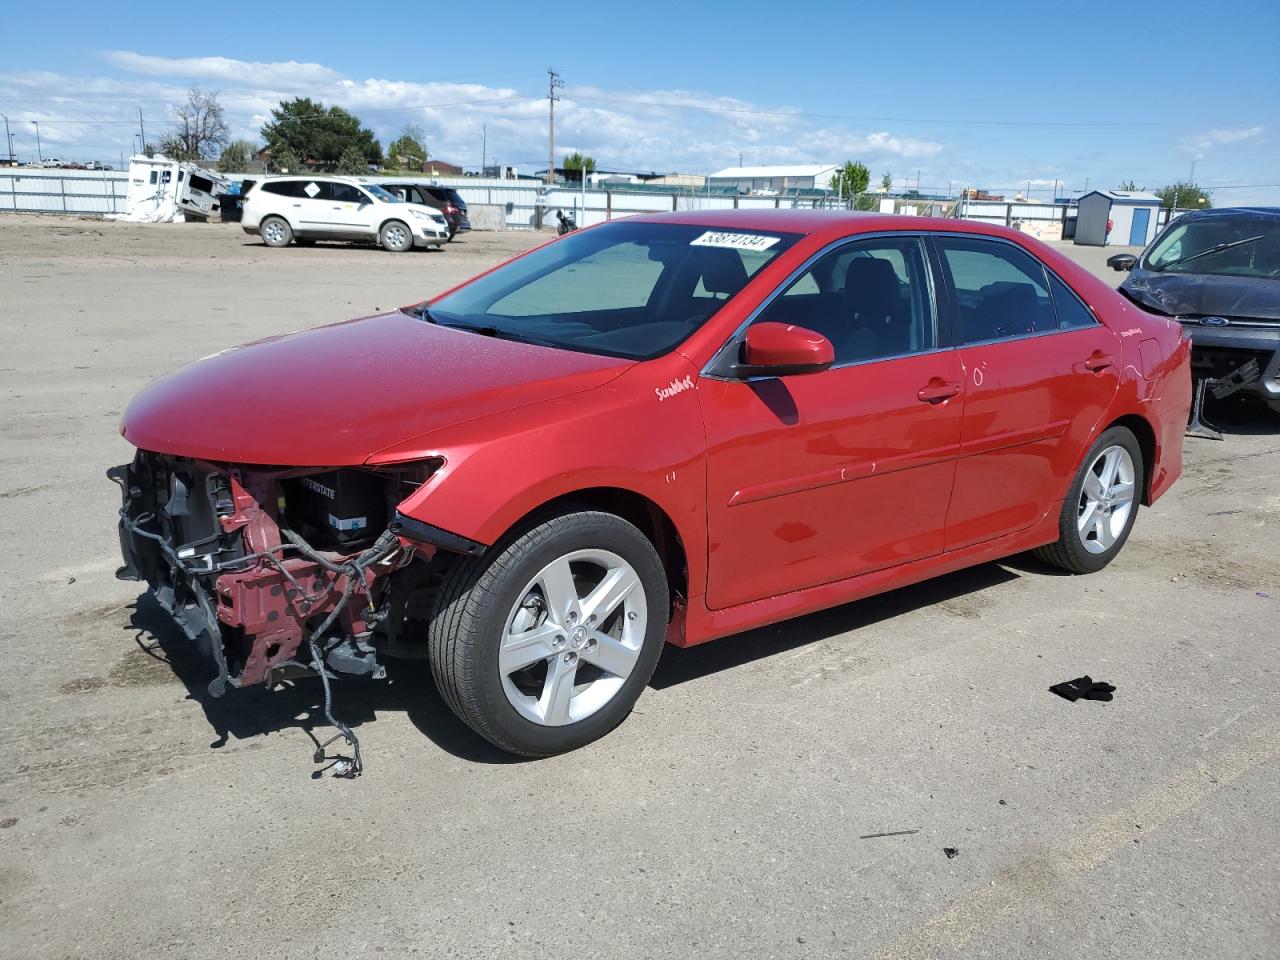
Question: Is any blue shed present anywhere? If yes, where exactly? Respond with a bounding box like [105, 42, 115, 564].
[1074, 190, 1162, 247]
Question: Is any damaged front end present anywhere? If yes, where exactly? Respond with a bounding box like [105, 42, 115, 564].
[109, 452, 449, 774]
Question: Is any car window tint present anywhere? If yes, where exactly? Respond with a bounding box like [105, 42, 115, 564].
[331, 183, 367, 204]
[756, 237, 935, 363]
[938, 238, 1055, 342]
[490, 242, 665, 316]
[692, 248, 772, 297]
[1047, 273, 1097, 329]
[260, 180, 295, 196]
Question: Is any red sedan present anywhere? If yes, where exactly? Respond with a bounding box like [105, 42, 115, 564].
[113, 211, 1191, 765]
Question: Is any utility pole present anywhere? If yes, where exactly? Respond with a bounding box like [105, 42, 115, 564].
[739, 151, 743, 167]
[1189, 159, 1197, 182]
[546, 68, 562, 186]
[481, 123, 486, 176]
[32, 121, 41, 163]
[0, 114, 10, 164]
[916, 169, 921, 193]
[138, 108, 146, 156]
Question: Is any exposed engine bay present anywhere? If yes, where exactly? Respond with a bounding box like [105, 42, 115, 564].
[109, 451, 456, 776]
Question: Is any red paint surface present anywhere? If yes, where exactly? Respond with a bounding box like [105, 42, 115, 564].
[122, 212, 1191, 648]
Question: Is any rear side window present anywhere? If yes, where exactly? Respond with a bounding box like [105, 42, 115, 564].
[1047, 273, 1098, 330]
[188, 174, 213, 193]
[261, 180, 297, 196]
[937, 237, 1055, 342]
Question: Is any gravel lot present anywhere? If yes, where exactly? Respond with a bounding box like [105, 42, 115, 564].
[0, 216, 1276, 960]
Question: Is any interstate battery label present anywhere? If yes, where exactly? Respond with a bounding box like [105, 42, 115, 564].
[690, 231, 781, 252]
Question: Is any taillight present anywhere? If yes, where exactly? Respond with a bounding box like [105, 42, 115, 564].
[444, 204, 458, 214]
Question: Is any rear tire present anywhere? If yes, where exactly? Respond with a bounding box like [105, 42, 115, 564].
[379, 220, 413, 253]
[427, 510, 668, 757]
[260, 216, 292, 248]
[1034, 426, 1143, 574]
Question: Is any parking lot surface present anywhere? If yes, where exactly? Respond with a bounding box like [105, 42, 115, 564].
[0, 218, 1276, 959]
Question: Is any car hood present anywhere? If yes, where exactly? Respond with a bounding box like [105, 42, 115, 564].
[1120, 270, 1280, 321]
[122, 311, 632, 466]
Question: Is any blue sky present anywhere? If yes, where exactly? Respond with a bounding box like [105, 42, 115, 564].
[2, 0, 1277, 202]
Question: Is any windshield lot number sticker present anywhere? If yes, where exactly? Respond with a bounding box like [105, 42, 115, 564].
[691, 231, 780, 252]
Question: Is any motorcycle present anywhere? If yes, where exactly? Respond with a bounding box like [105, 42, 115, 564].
[556, 209, 577, 236]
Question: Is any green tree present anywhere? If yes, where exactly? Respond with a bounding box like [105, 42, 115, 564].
[563, 150, 596, 181]
[1157, 181, 1211, 209]
[880, 170, 893, 192]
[387, 124, 428, 170]
[260, 97, 381, 170]
[268, 145, 300, 174]
[217, 139, 255, 173]
[830, 160, 870, 200]
[335, 145, 370, 175]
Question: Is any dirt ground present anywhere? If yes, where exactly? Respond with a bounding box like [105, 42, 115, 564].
[0, 216, 1276, 960]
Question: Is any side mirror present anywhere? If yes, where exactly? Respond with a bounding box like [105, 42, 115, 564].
[736, 322, 835, 377]
[1107, 253, 1137, 272]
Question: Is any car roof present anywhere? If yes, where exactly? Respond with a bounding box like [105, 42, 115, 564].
[1172, 206, 1280, 222]
[625, 208, 1036, 243]
[263, 174, 362, 183]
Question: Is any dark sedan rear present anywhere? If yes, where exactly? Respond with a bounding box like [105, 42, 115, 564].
[1109, 207, 1280, 413]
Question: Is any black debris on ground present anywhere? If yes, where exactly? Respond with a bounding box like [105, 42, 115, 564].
[1050, 675, 1116, 702]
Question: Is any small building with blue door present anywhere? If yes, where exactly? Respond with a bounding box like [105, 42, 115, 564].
[1073, 190, 1163, 247]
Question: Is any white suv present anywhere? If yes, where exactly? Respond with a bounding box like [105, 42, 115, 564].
[242, 175, 450, 252]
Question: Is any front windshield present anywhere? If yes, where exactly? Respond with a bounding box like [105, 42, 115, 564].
[1144, 217, 1280, 278]
[365, 184, 400, 202]
[427, 221, 800, 360]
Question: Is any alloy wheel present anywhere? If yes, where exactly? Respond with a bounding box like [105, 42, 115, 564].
[1077, 444, 1136, 555]
[500, 549, 647, 726]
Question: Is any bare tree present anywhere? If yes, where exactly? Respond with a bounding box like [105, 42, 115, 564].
[159, 87, 229, 162]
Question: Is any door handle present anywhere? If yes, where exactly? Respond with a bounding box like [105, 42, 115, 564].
[1083, 353, 1115, 372]
[917, 380, 961, 404]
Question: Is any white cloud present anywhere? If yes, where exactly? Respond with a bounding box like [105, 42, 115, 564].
[0, 52, 946, 174]
[105, 51, 344, 88]
[1183, 125, 1264, 157]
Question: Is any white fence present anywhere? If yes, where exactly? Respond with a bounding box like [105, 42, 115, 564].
[0, 168, 128, 214]
[0, 167, 1194, 240]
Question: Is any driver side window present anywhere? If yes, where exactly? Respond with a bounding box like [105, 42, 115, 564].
[331, 183, 368, 204]
[755, 237, 935, 364]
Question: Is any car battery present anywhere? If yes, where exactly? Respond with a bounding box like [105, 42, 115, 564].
[288, 470, 387, 546]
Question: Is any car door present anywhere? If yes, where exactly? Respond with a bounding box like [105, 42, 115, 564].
[329, 182, 377, 238]
[700, 235, 965, 610]
[286, 179, 337, 235]
[933, 235, 1121, 550]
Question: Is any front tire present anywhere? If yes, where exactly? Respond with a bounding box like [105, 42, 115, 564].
[1035, 426, 1143, 574]
[428, 511, 669, 757]
[260, 216, 292, 248]
[379, 220, 413, 253]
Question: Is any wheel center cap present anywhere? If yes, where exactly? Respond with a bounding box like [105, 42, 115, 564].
[570, 626, 587, 647]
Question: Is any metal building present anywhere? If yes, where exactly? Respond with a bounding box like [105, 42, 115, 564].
[708, 164, 838, 194]
[1074, 190, 1162, 247]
